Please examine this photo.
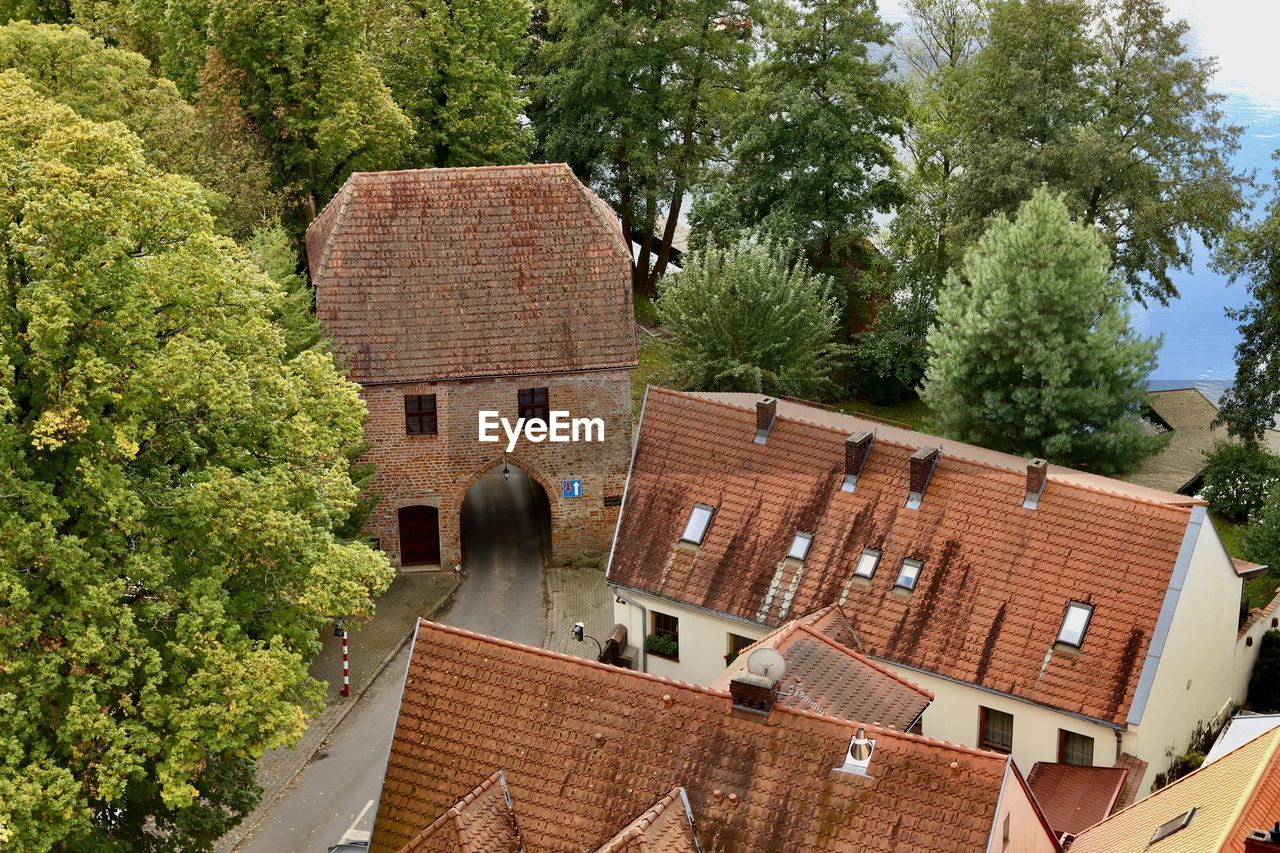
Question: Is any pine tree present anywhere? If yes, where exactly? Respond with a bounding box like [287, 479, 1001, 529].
[921, 187, 1161, 474]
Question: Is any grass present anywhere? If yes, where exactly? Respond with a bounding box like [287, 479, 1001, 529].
[1212, 510, 1280, 612]
[830, 397, 934, 432]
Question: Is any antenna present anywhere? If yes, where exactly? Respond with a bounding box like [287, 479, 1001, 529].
[745, 647, 787, 680]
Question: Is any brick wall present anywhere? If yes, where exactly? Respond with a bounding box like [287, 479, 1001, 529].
[360, 369, 633, 568]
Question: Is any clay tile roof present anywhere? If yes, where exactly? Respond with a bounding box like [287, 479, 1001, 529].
[398, 769, 521, 852]
[1069, 726, 1280, 852]
[372, 619, 1034, 853]
[1234, 558, 1269, 578]
[306, 164, 637, 384]
[1111, 753, 1149, 811]
[1026, 763, 1128, 838]
[593, 787, 699, 852]
[709, 613, 932, 732]
[608, 389, 1201, 727]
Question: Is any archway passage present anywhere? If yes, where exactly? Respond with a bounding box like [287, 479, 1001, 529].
[398, 505, 440, 567]
[448, 463, 551, 644]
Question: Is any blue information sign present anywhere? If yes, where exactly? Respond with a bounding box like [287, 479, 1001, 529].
[562, 479, 583, 499]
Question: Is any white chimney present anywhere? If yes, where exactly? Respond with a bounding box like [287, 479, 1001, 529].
[838, 726, 876, 777]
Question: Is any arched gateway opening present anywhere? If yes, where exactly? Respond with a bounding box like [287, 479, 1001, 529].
[451, 461, 551, 644]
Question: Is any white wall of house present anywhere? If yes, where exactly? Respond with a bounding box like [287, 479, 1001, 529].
[993, 763, 1062, 853]
[612, 590, 768, 684]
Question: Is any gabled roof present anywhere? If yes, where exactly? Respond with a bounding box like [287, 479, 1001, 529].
[1069, 726, 1280, 852]
[609, 389, 1203, 727]
[398, 769, 520, 852]
[306, 164, 637, 385]
[709, 608, 932, 732]
[372, 620, 1049, 852]
[594, 787, 699, 852]
[1026, 763, 1128, 838]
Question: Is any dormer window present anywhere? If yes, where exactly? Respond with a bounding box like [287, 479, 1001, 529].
[681, 504, 715, 545]
[787, 532, 813, 561]
[1057, 601, 1094, 648]
[854, 548, 881, 579]
[895, 558, 923, 591]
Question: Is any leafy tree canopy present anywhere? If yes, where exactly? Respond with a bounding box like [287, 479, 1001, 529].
[1201, 441, 1280, 522]
[0, 73, 392, 851]
[655, 240, 850, 398]
[921, 187, 1161, 474]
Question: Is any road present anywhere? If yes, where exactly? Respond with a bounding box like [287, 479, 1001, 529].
[237, 464, 550, 851]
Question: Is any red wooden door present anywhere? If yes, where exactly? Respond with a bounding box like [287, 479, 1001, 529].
[398, 505, 440, 566]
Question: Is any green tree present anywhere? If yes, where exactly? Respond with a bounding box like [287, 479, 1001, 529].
[206, 0, 411, 224]
[1247, 631, 1280, 713]
[246, 221, 322, 358]
[534, 0, 754, 294]
[947, 0, 1247, 305]
[921, 188, 1160, 474]
[0, 73, 393, 850]
[691, 0, 905, 271]
[0, 21, 279, 238]
[656, 240, 849, 397]
[1201, 442, 1280, 522]
[1215, 157, 1280, 443]
[366, 0, 531, 168]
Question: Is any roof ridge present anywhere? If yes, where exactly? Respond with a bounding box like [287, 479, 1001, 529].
[656, 388, 1200, 512]
[791, 622, 934, 701]
[565, 166, 633, 272]
[311, 176, 356, 289]
[347, 162, 571, 179]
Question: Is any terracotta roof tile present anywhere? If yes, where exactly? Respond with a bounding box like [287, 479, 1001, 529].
[371, 619, 1033, 852]
[1069, 726, 1280, 852]
[307, 164, 637, 384]
[709, 612, 932, 731]
[398, 769, 521, 852]
[1026, 763, 1128, 838]
[593, 786, 699, 852]
[1111, 753, 1149, 811]
[608, 390, 1197, 727]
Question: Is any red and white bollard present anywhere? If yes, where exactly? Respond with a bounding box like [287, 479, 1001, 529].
[341, 629, 350, 697]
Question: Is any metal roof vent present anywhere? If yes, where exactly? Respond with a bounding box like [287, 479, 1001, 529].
[838, 726, 876, 777]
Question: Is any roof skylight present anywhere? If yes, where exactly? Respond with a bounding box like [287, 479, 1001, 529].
[681, 504, 714, 545]
[1149, 807, 1196, 845]
[854, 549, 881, 579]
[895, 558, 923, 591]
[787, 532, 813, 562]
[1057, 601, 1094, 648]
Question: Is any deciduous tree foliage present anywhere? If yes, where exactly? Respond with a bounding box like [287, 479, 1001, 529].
[692, 0, 905, 272]
[0, 74, 393, 851]
[922, 188, 1160, 474]
[656, 240, 849, 398]
[534, 0, 754, 294]
[0, 21, 279, 238]
[947, 0, 1247, 305]
[1214, 158, 1280, 443]
[366, 0, 531, 168]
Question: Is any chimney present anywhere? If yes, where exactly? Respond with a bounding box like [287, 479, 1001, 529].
[1023, 458, 1048, 509]
[906, 446, 940, 509]
[843, 431, 874, 492]
[1246, 823, 1280, 853]
[729, 672, 777, 714]
[754, 398, 777, 444]
[837, 726, 876, 777]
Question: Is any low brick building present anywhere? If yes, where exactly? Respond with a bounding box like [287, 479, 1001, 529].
[306, 164, 636, 569]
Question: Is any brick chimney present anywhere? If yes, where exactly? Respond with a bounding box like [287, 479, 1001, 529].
[1024, 458, 1048, 509]
[754, 398, 777, 444]
[729, 672, 777, 714]
[906, 446, 940, 509]
[1245, 823, 1280, 853]
[843, 431, 874, 492]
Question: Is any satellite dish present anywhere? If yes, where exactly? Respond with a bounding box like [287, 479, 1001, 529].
[746, 647, 787, 680]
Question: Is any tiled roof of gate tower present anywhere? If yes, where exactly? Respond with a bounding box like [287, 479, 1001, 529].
[306, 164, 637, 384]
[371, 619, 1040, 852]
[608, 389, 1200, 727]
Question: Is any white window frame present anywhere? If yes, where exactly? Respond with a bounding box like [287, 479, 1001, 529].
[1057, 601, 1094, 648]
[680, 504, 715, 545]
[854, 548, 881, 579]
[787, 532, 813, 561]
[895, 558, 923, 590]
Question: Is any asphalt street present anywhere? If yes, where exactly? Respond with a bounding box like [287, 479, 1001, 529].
[237, 464, 551, 851]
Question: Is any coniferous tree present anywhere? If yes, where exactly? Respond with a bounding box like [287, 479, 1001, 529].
[921, 188, 1161, 474]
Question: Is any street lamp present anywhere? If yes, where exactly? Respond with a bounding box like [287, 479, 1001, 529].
[572, 621, 603, 656]
[502, 455, 511, 481]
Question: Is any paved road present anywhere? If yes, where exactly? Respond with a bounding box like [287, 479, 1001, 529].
[442, 465, 551, 644]
[235, 466, 550, 851]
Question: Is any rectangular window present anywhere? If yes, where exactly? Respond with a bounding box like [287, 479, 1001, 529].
[726, 633, 754, 665]
[1059, 730, 1094, 766]
[787, 532, 813, 561]
[895, 558, 923, 590]
[648, 611, 680, 660]
[518, 386, 550, 422]
[1057, 601, 1094, 648]
[1150, 808, 1196, 845]
[979, 706, 1014, 754]
[404, 394, 438, 435]
[681, 504, 714, 545]
[854, 548, 881, 579]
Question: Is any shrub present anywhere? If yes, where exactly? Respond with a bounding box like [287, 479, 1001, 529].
[644, 633, 679, 659]
[1202, 442, 1280, 521]
[1249, 630, 1280, 712]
